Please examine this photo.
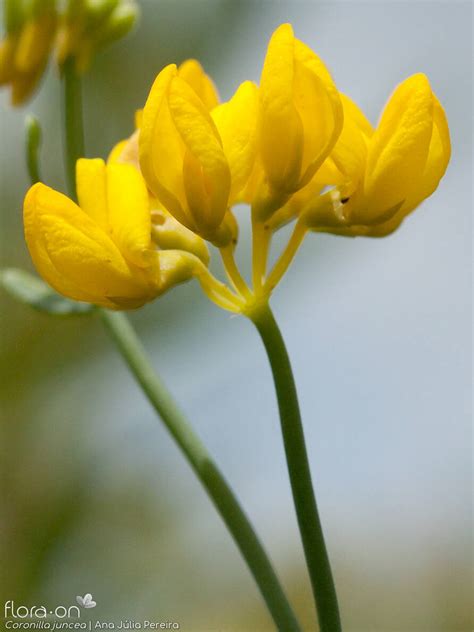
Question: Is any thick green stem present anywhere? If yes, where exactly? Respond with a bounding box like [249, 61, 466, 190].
[100, 310, 301, 632]
[62, 57, 84, 197]
[250, 303, 342, 632]
[61, 61, 301, 631]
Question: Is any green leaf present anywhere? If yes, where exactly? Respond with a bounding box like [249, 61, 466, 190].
[1, 268, 95, 316]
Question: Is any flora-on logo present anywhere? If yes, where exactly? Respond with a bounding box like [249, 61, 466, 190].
[76, 594, 96, 609]
[5, 600, 81, 619]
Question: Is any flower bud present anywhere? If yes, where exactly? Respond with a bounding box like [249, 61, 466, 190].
[151, 206, 210, 265]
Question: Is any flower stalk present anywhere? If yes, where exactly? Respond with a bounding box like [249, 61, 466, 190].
[250, 303, 342, 632]
[100, 309, 302, 632]
[265, 222, 307, 292]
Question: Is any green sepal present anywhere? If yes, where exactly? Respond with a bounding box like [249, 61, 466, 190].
[1, 268, 95, 316]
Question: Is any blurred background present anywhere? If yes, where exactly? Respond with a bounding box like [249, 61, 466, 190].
[0, 1, 472, 631]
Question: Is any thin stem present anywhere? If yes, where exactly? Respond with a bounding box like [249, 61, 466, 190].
[252, 219, 271, 294]
[219, 245, 253, 300]
[265, 222, 307, 292]
[61, 60, 301, 631]
[25, 115, 42, 184]
[195, 263, 246, 312]
[99, 310, 302, 632]
[62, 57, 84, 197]
[250, 303, 342, 632]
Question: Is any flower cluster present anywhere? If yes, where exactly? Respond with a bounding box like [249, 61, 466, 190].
[24, 23, 451, 314]
[0, 0, 139, 105]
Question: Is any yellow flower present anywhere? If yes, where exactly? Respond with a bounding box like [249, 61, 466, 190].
[107, 62, 217, 264]
[139, 63, 258, 245]
[176, 58, 219, 111]
[251, 23, 343, 220]
[24, 159, 204, 309]
[56, 0, 139, 73]
[108, 60, 219, 171]
[0, 0, 57, 106]
[303, 74, 451, 236]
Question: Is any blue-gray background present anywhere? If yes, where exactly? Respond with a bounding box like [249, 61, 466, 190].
[0, 1, 472, 630]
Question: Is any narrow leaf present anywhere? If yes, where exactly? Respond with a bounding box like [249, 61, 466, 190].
[1, 268, 95, 316]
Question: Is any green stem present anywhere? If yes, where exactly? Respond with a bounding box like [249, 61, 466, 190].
[250, 303, 342, 632]
[61, 59, 301, 632]
[62, 57, 84, 197]
[100, 310, 301, 632]
[25, 115, 42, 184]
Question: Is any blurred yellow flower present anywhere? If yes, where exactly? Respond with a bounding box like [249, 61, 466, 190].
[303, 73, 451, 237]
[139, 63, 258, 245]
[0, 0, 140, 105]
[24, 159, 204, 309]
[0, 0, 57, 105]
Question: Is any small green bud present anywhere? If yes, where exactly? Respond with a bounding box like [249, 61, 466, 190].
[96, 1, 139, 47]
[84, 0, 119, 28]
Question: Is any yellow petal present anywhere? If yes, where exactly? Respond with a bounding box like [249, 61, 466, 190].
[292, 38, 343, 186]
[178, 59, 219, 110]
[402, 93, 451, 213]
[169, 75, 230, 231]
[364, 74, 434, 214]
[107, 138, 128, 164]
[76, 158, 108, 229]
[24, 183, 154, 307]
[330, 93, 373, 184]
[106, 163, 152, 267]
[212, 80, 259, 203]
[139, 63, 190, 228]
[259, 23, 304, 192]
[107, 130, 139, 169]
[156, 250, 198, 294]
[134, 108, 143, 129]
